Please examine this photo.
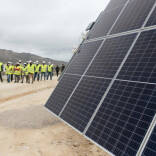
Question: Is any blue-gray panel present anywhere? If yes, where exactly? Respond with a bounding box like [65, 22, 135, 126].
[104, 0, 127, 12]
[65, 40, 102, 75]
[142, 125, 156, 156]
[146, 7, 156, 27]
[118, 29, 156, 83]
[87, 6, 124, 40]
[45, 74, 81, 115]
[111, 0, 155, 34]
[86, 80, 156, 156]
[86, 33, 137, 78]
[61, 77, 111, 132]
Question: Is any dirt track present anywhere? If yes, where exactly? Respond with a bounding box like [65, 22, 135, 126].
[0, 76, 110, 156]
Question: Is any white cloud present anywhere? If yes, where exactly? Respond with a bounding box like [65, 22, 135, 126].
[0, 0, 110, 61]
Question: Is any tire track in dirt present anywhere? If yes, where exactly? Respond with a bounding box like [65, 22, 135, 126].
[0, 86, 53, 104]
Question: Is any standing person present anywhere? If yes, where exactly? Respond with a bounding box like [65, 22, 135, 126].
[25, 62, 29, 83]
[41, 61, 47, 80]
[27, 61, 35, 84]
[55, 65, 60, 77]
[0, 61, 3, 82]
[47, 62, 53, 80]
[10, 62, 14, 82]
[34, 61, 41, 81]
[14, 63, 21, 83]
[21, 63, 28, 83]
[61, 64, 65, 72]
[19, 60, 23, 80]
[5, 62, 12, 83]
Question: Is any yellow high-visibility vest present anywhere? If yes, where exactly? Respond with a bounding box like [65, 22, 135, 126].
[41, 64, 47, 72]
[14, 66, 21, 75]
[0, 62, 3, 72]
[27, 64, 35, 74]
[35, 64, 41, 73]
[5, 65, 12, 75]
[48, 65, 53, 72]
[22, 66, 28, 75]
[11, 65, 14, 74]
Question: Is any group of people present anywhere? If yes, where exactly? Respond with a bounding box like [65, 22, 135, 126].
[0, 60, 65, 84]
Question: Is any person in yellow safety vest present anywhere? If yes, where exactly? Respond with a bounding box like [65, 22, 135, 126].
[10, 62, 14, 82]
[19, 60, 23, 80]
[25, 62, 29, 83]
[27, 60, 35, 84]
[41, 61, 47, 80]
[5, 62, 12, 83]
[21, 63, 28, 83]
[0, 61, 3, 82]
[34, 61, 41, 81]
[14, 63, 22, 83]
[47, 62, 54, 80]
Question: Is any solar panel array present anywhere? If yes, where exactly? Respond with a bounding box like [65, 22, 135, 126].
[142, 124, 156, 156]
[45, 0, 156, 155]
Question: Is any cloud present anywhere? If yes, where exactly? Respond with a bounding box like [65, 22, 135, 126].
[0, 0, 110, 61]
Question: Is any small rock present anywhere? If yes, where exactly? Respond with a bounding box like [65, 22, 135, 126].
[73, 142, 80, 147]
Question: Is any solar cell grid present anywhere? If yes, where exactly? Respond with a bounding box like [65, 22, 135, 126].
[86, 33, 137, 78]
[142, 124, 156, 156]
[61, 76, 111, 132]
[45, 74, 81, 115]
[87, 5, 124, 40]
[104, 0, 128, 12]
[118, 29, 156, 83]
[86, 80, 156, 156]
[65, 40, 102, 75]
[146, 7, 156, 27]
[110, 0, 155, 34]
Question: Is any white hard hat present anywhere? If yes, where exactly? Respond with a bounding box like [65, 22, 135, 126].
[19, 60, 22, 63]
[36, 60, 39, 63]
[43, 61, 45, 63]
[29, 60, 32, 63]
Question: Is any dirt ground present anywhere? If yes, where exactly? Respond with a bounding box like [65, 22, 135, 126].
[0, 76, 110, 156]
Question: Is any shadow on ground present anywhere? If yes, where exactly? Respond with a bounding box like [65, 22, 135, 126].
[0, 105, 60, 129]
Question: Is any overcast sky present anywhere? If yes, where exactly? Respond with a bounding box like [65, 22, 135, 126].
[0, 0, 110, 61]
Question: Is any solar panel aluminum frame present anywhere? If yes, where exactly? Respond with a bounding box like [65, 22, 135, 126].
[137, 114, 156, 156]
[45, 1, 156, 155]
[58, 39, 105, 116]
[83, 1, 156, 154]
[85, 1, 156, 44]
[83, 32, 141, 134]
[44, 106, 115, 156]
[58, 0, 131, 117]
[86, 0, 130, 43]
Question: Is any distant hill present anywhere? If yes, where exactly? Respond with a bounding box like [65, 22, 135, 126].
[0, 49, 67, 65]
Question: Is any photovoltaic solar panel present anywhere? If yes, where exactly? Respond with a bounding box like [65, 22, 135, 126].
[61, 77, 111, 132]
[65, 40, 102, 75]
[45, 74, 81, 115]
[45, 0, 156, 155]
[104, 0, 128, 12]
[86, 80, 156, 156]
[146, 7, 156, 27]
[87, 6, 124, 40]
[142, 125, 156, 156]
[118, 29, 156, 83]
[110, 0, 155, 35]
[86, 33, 137, 78]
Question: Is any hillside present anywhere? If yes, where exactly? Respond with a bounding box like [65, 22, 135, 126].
[0, 49, 67, 64]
